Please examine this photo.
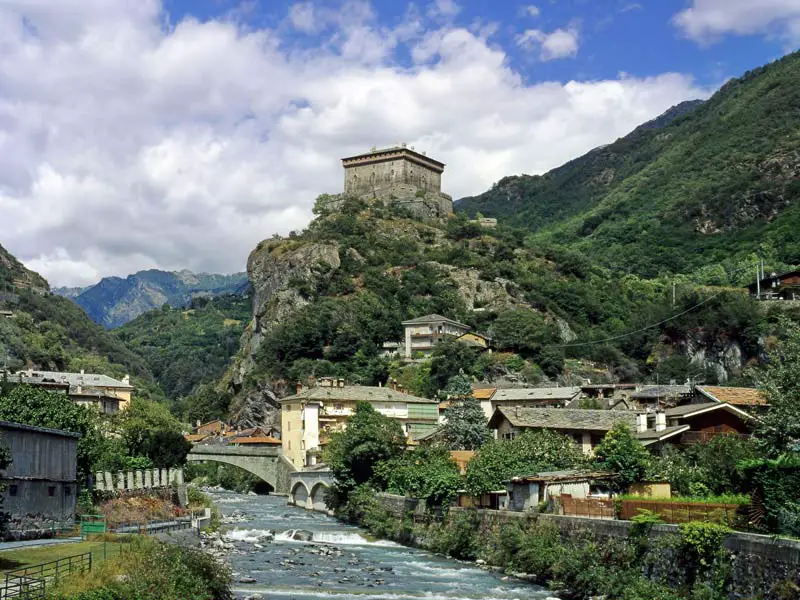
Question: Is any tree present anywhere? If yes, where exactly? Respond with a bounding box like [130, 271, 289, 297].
[112, 399, 192, 468]
[324, 402, 406, 495]
[754, 319, 800, 456]
[0, 385, 102, 483]
[376, 446, 462, 506]
[439, 375, 491, 450]
[427, 340, 479, 396]
[593, 423, 651, 491]
[465, 430, 586, 496]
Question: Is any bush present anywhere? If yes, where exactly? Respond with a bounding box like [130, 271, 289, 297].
[426, 510, 480, 560]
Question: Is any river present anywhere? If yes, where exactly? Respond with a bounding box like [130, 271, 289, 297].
[209, 491, 552, 600]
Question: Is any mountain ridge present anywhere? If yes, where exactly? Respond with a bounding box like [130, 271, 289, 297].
[55, 269, 248, 329]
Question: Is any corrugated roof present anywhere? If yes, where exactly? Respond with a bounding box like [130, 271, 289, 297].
[490, 407, 637, 431]
[492, 387, 581, 402]
[280, 385, 438, 404]
[696, 386, 768, 406]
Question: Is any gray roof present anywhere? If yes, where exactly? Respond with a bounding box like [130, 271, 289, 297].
[492, 387, 581, 403]
[510, 469, 615, 483]
[401, 314, 469, 329]
[631, 385, 691, 399]
[635, 425, 689, 445]
[0, 420, 81, 439]
[489, 407, 638, 432]
[8, 370, 132, 389]
[280, 385, 438, 405]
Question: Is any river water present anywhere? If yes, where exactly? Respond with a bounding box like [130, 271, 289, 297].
[210, 491, 552, 600]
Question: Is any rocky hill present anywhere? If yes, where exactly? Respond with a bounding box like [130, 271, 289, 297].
[213, 196, 771, 429]
[457, 52, 800, 278]
[55, 269, 248, 329]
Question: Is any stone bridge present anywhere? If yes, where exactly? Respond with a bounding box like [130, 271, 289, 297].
[187, 445, 295, 494]
[288, 469, 334, 513]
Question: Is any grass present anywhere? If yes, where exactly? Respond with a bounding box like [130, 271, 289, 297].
[0, 537, 126, 573]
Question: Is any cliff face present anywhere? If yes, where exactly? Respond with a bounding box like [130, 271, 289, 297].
[0, 243, 48, 293]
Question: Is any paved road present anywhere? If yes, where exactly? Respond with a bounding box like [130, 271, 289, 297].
[0, 537, 82, 552]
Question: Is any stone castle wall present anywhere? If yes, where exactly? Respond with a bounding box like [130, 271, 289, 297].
[344, 157, 442, 196]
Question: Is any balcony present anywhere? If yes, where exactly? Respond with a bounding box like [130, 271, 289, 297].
[681, 431, 749, 444]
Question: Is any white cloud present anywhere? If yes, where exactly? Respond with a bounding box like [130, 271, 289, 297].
[428, 0, 461, 19]
[288, 2, 317, 33]
[0, 1, 705, 286]
[522, 5, 540, 17]
[673, 0, 800, 44]
[517, 26, 580, 60]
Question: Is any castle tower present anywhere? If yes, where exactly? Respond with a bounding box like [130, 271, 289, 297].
[340, 146, 452, 217]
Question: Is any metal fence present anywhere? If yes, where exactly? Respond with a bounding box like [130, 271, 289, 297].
[3, 552, 91, 599]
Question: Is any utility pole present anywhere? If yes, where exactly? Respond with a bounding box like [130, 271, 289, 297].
[756, 264, 761, 300]
[672, 282, 676, 308]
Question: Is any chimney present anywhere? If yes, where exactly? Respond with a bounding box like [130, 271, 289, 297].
[296, 381, 303, 394]
[655, 411, 667, 432]
[338, 378, 345, 388]
[636, 413, 647, 433]
[122, 374, 130, 385]
[80, 369, 85, 375]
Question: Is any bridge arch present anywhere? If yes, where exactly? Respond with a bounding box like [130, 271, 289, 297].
[187, 446, 294, 493]
[291, 481, 309, 507]
[310, 482, 329, 512]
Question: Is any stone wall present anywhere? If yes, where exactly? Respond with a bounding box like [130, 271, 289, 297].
[376, 497, 800, 599]
[94, 468, 185, 492]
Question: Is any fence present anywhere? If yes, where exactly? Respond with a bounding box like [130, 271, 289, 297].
[560, 496, 615, 520]
[3, 552, 92, 599]
[620, 499, 744, 525]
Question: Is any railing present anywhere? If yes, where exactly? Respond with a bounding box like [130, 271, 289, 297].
[680, 431, 749, 444]
[109, 518, 193, 535]
[3, 552, 92, 598]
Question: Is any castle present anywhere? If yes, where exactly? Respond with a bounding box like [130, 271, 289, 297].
[338, 145, 453, 218]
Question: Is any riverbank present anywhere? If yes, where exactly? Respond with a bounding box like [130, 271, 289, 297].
[336, 489, 800, 600]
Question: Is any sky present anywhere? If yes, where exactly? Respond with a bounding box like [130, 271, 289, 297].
[0, 0, 798, 287]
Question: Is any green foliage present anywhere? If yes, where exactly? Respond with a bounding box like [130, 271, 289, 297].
[465, 430, 586, 495]
[324, 402, 406, 495]
[0, 385, 103, 483]
[739, 453, 800, 535]
[115, 294, 249, 412]
[427, 340, 479, 396]
[594, 423, 651, 490]
[439, 379, 491, 450]
[184, 462, 267, 494]
[377, 446, 462, 506]
[426, 510, 480, 560]
[754, 318, 800, 456]
[679, 522, 731, 568]
[490, 309, 563, 376]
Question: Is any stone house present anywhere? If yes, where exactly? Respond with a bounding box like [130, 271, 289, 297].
[279, 378, 439, 468]
[6, 369, 133, 413]
[482, 387, 582, 420]
[0, 421, 79, 536]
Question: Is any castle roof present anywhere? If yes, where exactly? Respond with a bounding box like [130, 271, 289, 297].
[341, 146, 445, 171]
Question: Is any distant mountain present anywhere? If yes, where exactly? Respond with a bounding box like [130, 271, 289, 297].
[55, 269, 249, 328]
[456, 51, 800, 277]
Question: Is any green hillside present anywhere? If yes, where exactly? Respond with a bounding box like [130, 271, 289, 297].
[457, 52, 800, 279]
[0, 243, 153, 386]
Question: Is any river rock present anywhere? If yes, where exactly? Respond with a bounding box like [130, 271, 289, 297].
[239, 576, 257, 584]
[292, 530, 314, 541]
[243, 595, 263, 600]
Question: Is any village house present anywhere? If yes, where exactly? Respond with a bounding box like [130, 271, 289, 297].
[748, 269, 800, 300]
[401, 314, 471, 358]
[5, 369, 133, 413]
[630, 384, 693, 409]
[692, 385, 769, 414]
[487, 406, 638, 454]
[279, 378, 439, 468]
[0, 421, 79, 537]
[505, 470, 616, 512]
[637, 402, 755, 448]
[483, 387, 582, 419]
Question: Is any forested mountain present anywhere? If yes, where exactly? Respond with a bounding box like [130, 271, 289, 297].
[55, 269, 248, 329]
[457, 52, 800, 278]
[114, 294, 251, 421]
[0, 243, 155, 390]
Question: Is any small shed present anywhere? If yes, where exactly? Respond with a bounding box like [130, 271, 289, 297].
[506, 470, 615, 512]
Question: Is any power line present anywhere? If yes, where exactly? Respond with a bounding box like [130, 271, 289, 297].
[550, 260, 761, 349]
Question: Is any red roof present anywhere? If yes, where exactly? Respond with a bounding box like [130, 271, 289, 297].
[697, 386, 768, 407]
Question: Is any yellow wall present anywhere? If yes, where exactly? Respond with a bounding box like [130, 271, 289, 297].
[628, 482, 672, 499]
[281, 403, 305, 468]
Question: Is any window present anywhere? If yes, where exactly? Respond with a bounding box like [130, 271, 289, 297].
[335, 403, 343, 411]
[502, 432, 516, 441]
[9, 484, 17, 497]
[48, 486, 56, 497]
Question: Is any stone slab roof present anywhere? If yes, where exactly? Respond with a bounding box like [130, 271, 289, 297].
[510, 470, 615, 483]
[696, 386, 768, 406]
[280, 386, 438, 405]
[489, 407, 637, 431]
[631, 385, 691, 399]
[492, 387, 581, 403]
[9, 370, 132, 389]
[401, 314, 469, 329]
[636, 425, 690, 445]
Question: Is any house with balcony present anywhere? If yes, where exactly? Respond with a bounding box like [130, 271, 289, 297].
[278, 378, 439, 468]
[748, 269, 800, 300]
[638, 402, 755, 448]
[401, 314, 471, 358]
